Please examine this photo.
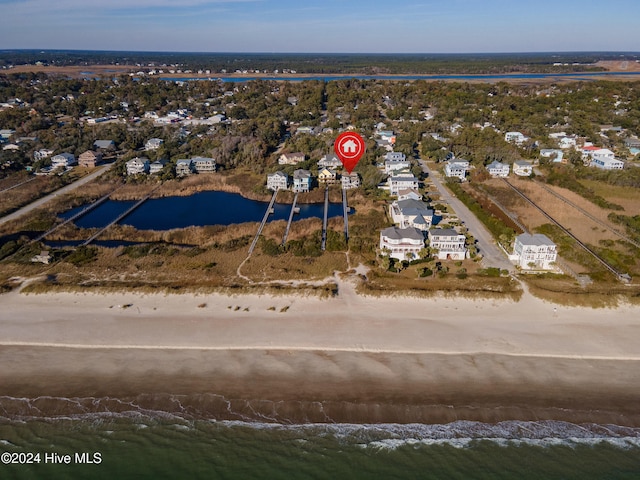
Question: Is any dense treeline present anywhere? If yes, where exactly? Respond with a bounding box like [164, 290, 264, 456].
[2, 51, 637, 74]
[1, 74, 640, 187]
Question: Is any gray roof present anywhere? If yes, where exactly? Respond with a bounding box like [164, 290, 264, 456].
[396, 199, 434, 219]
[93, 140, 115, 149]
[516, 233, 556, 247]
[268, 171, 287, 178]
[293, 169, 311, 179]
[429, 228, 461, 238]
[381, 226, 424, 241]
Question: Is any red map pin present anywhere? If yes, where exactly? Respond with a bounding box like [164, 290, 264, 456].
[334, 132, 366, 174]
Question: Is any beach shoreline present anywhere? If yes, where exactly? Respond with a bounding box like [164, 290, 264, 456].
[1, 286, 640, 425]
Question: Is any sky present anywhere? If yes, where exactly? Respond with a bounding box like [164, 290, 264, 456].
[1, 0, 640, 54]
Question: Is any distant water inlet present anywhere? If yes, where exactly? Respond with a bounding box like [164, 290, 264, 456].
[60, 190, 346, 231]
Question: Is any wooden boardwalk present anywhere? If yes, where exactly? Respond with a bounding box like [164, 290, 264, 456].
[321, 186, 329, 251]
[248, 190, 278, 254]
[281, 192, 299, 245]
[81, 187, 158, 247]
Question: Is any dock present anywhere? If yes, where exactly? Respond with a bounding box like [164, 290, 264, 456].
[281, 192, 299, 245]
[342, 187, 349, 244]
[81, 188, 157, 246]
[321, 186, 329, 251]
[248, 190, 278, 254]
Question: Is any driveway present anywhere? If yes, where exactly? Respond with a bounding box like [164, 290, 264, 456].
[418, 159, 514, 271]
[0, 163, 114, 227]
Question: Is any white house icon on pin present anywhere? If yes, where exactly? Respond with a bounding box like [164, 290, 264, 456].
[342, 139, 358, 154]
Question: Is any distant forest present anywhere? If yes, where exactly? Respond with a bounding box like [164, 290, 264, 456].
[2, 50, 640, 74]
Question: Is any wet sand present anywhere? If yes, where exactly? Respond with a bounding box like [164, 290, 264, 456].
[1, 286, 639, 424]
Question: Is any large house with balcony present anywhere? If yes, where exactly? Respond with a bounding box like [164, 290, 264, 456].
[444, 159, 470, 180]
[379, 226, 425, 261]
[126, 157, 150, 175]
[267, 171, 289, 191]
[429, 228, 467, 260]
[292, 169, 312, 193]
[511, 233, 557, 270]
[388, 174, 419, 196]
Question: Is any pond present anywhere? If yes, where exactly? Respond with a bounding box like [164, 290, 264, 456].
[61, 190, 346, 230]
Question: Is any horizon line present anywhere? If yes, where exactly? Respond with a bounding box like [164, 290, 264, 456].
[2, 49, 640, 56]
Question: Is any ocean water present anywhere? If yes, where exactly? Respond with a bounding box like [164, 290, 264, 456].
[1, 397, 639, 479]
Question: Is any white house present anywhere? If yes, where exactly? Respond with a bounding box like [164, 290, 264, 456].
[126, 157, 150, 175]
[397, 189, 422, 201]
[318, 153, 342, 169]
[429, 228, 467, 260]
[292, 169, 312, 193]
[176, 159, 195, 177]
[149, 159, 168, 174]
[540, 149, 564, 163]
[379, 226, 425, 261]
[505, 131, 528, 145]
[384, 158, 411, 174]
[385, 151, 406, 162]
[192, 157, 216, 173]
[51, 152, 77, 168]
[513, 160, 533, 176]
[34, 148, 54, 161]
[559, 137, 577, 149]
[341, 172, 360, 190]
[591, 157, 624, 170]
[486, 160, 510, 177]
[267, 171, 289, 191]
[388, 174, 419, 196]
[444, 159, 470, 180]
[145, 138, 163, 151]
[512, 233, 557, 270]
[278, 152, 305, 165]
[389, 199, 434, 235]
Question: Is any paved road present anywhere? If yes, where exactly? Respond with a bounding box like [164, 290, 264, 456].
[0, 164, 114, 227]
[418, 159, 514, 271]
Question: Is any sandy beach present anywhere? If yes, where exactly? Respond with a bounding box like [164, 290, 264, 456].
[1, 281, 640, 424]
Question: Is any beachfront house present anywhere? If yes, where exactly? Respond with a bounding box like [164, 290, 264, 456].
[388, 174, 419, 196]
[267, 171, 289, 191]
[78, 150, 102, 168]
[513, 160, 533, 176]
[318, 153, 342, 169]
[278, 152, 306, 165]
[318, 167, 338, 184]
[486, 160, 510, 177]
[145, 138, 164, 151]
[512, 233, 557, 270]
[379, 226, 425, 261]
[292, 169, 312, 193]
[51, 152, 77, 169]
[149, 159, 168, 174]
[389, 199, 434, 235]
[193, 157, 216, 173]
[176, 159, 195, 177]
[429, 228, 468, 260]
[444, 159, 470, 180]
[341, 172, 360, 190]
[126, 157, 150, 175]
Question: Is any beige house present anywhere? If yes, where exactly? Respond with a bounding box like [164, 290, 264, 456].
[78, 150, 102, 168]
[278, 152, 305, 165]
[318, 167, 338, 184]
